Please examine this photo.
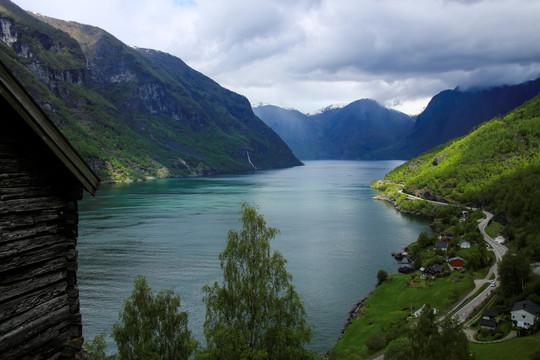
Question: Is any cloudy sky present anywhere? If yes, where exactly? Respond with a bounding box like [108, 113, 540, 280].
[12, 0, 540, 115]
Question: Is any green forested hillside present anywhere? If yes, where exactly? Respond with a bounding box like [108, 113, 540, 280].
[0, 0, 300, 182]
[383, 95, 540, 258]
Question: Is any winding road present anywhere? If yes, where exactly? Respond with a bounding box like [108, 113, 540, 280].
[399, 189, 508, 321]
[452, 210, 508, 323]
[370, 202, 509, 360]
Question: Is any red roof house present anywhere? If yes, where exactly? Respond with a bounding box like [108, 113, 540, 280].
[448, 257, 465, 270]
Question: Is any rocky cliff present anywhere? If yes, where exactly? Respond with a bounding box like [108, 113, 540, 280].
[0, 0, 301, 182]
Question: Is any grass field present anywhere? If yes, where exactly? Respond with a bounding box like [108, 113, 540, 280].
[331, 272, 474, 357]
[470, 332, 540, 359]
[485, 221, 504, 238]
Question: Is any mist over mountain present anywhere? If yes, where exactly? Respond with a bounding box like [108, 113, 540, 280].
[256, 80, 540, 161]
[254, 99, 414, 160]
[388, 78, 540, 159]
[0, 0, 300, 182]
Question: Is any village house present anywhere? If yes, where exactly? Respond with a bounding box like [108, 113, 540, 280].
[447, 256, 466, 271]
[434, 240, 448, 251]
[420, 264, 444, 277]
[0, 61, 99, 359]
[511, 300, 540, 329]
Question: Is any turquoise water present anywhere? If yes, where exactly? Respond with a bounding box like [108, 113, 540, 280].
[77, 160, 430, 354]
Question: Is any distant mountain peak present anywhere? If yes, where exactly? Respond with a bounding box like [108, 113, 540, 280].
[256, 78, 540, 162]
[308, 103, 348, 116]
[254, 100, 413, 160]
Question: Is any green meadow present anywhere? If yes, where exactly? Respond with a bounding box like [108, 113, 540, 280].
[470, 332, 540, 360]
[332, 272, 474, 357]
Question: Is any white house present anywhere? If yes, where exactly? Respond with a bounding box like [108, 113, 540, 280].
[459, 239, 471, 249]
[511, 300, 540, 329]
[413, 304, 437, 318]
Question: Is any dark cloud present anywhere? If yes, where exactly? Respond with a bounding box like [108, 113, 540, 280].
[13, 0, 540, 114]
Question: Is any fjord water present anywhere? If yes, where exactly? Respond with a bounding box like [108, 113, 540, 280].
[78, 160, 430, 353]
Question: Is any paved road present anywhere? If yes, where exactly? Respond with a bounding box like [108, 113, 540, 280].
[452, 210, 507, 323]
[478, 210, 508, 263]
[369, 196, 509, 359]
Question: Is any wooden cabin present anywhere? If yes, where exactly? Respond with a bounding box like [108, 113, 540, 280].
[0, 61, 99, 359]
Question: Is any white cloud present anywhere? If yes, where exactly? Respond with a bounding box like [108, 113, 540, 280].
[12, 0, 540, 115]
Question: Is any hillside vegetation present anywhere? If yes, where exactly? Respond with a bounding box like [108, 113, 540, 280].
[385, 79, 540, 159]
[383, 94, 540, 258]
[0, 0, 300, 182]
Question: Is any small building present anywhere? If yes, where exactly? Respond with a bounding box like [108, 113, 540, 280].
[447, 257, 466, 270]
[434, 241, 448, 251]
[423, 264, 444, 276]
[483, 310, 499, 320]
[511, 300, 540, 329]
[459, 239, 471, 249]
[480, 318, 497, 330]
[480, 310, 498, 330]
[0, 61, 99, 358]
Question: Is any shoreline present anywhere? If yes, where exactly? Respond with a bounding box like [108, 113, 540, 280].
[326, 290, 374, 356]
[328, 184, 428, 354]
[98, 163, 306, 185]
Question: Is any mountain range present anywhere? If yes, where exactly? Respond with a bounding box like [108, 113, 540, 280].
[2, 0, 540, 183]
[0, 0, 301, 182]
[254, 99, 414, 160]
[255, 79, 540, 160]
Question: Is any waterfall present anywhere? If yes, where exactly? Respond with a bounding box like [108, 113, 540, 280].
[246, 151, 257, 170]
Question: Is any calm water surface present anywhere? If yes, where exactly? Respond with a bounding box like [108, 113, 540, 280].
[78, 160, 430, 354]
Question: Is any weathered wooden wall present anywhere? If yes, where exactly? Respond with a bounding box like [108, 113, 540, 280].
[1, 99, 84, 359]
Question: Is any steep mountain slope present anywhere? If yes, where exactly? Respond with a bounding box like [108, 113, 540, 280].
[389, 79, 540, 158]
[0, 0, 300, 182]
[253, 105, 320, 160]
[254, 99, 414, 160]
[314, 99, 414, 159]
[382, 94, 540, 257]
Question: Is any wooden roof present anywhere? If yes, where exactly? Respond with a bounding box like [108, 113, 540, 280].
[0, 61, 99, 195]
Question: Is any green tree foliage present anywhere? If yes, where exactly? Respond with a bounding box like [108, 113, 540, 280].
[467, 244, 491, 271]
[408, 304, 472, 360]
[499, 253, 532, 296]
[437, 315, 472, 360]
[0, 2, 301, 183]
[85, 332, 116, 360]
[417, 231, 432, 249]
[409, 304, 438, 360]
[377, 269, 389, 284]
[385, 337, 413, 360]
[365, 327, 386, 354]
[199, 203, 316, 360]
[112, 275, 197, 360]
[383, 95, 540, 257]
